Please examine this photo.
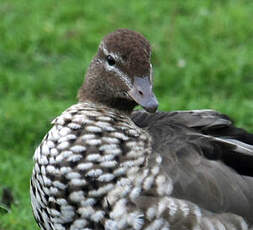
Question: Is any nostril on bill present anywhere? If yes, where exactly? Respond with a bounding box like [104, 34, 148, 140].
[138, 90, 143, 96]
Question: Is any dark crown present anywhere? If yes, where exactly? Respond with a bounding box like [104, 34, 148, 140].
[101, 29, 151, 77]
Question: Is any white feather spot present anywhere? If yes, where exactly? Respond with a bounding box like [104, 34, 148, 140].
[69, 191, 84, 202]
[57, 141, 70, 150]
[102, 137, 119, 144]
[66, 172, 81, 180]
[41, 144, 50, 155]
[70, 219, 87, 229]
[53, 181, 66, 190]
[156, 155, 162, 164]
[55, 117, 65, 125]
[72, 115, 86, 123]
[113, 167, 126, 176]
[46, 165, 57, 174]
[100, 160, 118, 168]
[98, 116, 112, 122]
[60, 166, 72, 174]
[130, 187, 141, 201]
[50, 148, 58, 156]
[86, 126, 102, 133]
[86, 169, 103, 177]
[49, 186, 58, 195]
[146, 206, 157, 220]
[86, 139, 102, 145]
[99, 144, 117, 151]
[117, 178, 131, 187]
[70, 178, 87, 186]
[126, 141, 137, 148]
[50, 126, 60, 141]
[77, 162, 93, 170]
[98, 173, 115, 182]
[47, 140, 55, 148]
[59, 127, 71, 136]
[61, 112, 72, 120]
[68, 122, 81, 129]
[67, 154, 82, 162]
[78, 206, 95, 218]
[127, 212, 144, 230]
[89, 184, 114, 197]
[86, 154, 101, 162]
[99, 154, 114, 162]
[81, 134, 96, 141]
[56, 151, 73, 162]
[127, 129, 139, 137]
[95, 121, 110, 128]
[105, 220, 118, 230]
[58, 134, 77, 143]
[53, 224, 65, 230]
[56, 198, 68, 206]
[50, 209, 61, 217]
[151, 166, 160, 175]
[80, 198, 96, 207]
[39, 155, 48, 165]
[49, 157, 56, 164]
[112, 132, 129, 140]
[43, 175, 52, 186]
[41, 165, 46, 175]
[61, 205, 75, 220]
[157, 199, 169, 217]
[91, 211, 105, 222]
[110, 199, 127, 218]
[156, 175, 166, 184]
[120, 160, 135, 167]
[143, 176, 154, 191]
[105, 148, 122, 156]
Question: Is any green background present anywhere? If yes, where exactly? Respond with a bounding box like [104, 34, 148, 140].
[0, 0, 253, 229]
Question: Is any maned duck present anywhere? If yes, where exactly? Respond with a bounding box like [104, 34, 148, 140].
[30, 29, 253, 230]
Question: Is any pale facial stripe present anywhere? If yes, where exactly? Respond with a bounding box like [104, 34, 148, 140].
[99, 42, 132, 89]
[150, 64, 153, 83]
[105, 63, 132, 89]
[99, 41, 124, 63]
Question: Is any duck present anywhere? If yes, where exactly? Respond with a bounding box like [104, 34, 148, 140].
[30, 28, 253, 230]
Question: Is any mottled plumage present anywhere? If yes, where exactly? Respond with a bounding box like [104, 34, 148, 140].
[31, 29, 253, 230]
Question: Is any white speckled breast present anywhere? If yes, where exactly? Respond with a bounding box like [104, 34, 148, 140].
[31, 102, 173, 230]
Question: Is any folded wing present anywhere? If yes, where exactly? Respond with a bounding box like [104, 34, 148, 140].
[131, 109, 253, 223]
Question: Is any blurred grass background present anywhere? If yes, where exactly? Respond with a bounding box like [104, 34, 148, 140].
[0, 0, 253, 229]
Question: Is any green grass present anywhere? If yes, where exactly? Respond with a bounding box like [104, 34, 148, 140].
[0, 0, 253, 229]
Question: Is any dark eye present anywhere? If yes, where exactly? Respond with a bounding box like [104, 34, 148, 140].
[106, 55, 116, 66]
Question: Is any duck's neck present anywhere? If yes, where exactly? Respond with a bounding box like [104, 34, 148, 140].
[79, 97, 136, 116]
[78, 85, 137, 116]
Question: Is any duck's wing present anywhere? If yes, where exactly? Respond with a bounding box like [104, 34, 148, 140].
[131, 110, 253, 223]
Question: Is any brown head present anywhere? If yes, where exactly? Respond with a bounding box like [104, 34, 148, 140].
[78, 29, 158, 113]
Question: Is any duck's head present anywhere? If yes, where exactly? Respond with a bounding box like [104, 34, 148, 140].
[79, 29, 158, 113]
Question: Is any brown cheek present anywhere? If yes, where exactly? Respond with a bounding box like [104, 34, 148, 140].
[107, 74, 128, 91]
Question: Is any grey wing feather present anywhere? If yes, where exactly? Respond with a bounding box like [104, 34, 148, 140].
[131, 109, 253, 224]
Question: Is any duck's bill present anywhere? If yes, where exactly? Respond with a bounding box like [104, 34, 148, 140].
[128, 76, 158, 113]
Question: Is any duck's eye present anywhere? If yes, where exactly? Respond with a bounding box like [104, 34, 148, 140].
[106, 55, 116, 66]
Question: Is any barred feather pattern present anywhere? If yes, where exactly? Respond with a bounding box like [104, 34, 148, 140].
[30, 102, 249, 230]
